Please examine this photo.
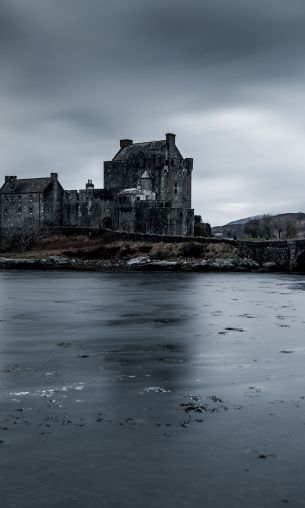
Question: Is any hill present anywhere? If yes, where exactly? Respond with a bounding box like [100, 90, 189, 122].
[212, 213, 305, 240]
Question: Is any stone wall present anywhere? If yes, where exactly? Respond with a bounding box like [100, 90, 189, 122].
[0, 192, 43, 230]
[104, 160, 139, 195]
[241, 240, 301, 270]
[63, 189, 117, 229]
[43, 176, 64, 226]
[104, 151, 192, 209]
[0, 175, 64, 233]
[117, 201, 194, 236]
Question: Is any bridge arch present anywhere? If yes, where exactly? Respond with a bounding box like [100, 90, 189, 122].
[296, 250, 305, 272]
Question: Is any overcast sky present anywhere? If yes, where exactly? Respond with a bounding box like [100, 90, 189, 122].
[1, 0, 305, 225]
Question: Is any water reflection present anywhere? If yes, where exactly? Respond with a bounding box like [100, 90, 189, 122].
[0, 271, 305, 508]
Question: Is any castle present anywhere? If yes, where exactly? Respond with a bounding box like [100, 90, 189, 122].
[0, 133, 194, 245]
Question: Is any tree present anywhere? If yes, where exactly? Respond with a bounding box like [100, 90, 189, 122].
[271, 218, 283, 239]
[194, 215, 211, 237]
[260, 214, 274, 239]
[244, 218, 260, 238]
[283, 220, 297, 239]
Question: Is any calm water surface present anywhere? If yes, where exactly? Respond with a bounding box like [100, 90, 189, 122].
[0, 271, 305, 507]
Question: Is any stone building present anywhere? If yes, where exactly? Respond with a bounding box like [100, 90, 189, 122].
[0, 133, 194, 243]
[104, 133, 194, 236]
[0, 173, 64, 245]
[63, 181, 115, 229]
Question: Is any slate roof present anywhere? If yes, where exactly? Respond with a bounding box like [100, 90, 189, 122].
[0, 177, 53, 194]
[113, 140, 165, 161]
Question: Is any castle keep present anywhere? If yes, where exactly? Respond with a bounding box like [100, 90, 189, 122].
[0, 133, 194, 244]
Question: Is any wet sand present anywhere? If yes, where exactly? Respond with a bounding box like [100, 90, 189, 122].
[0, 271, 305, 507]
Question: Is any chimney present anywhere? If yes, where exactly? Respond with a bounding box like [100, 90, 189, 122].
[50, 172, 58, 180]
[184, 158, 193, 170]
[166, 133, 176, 156]
[5, 176, 17, 183]
[120, 139, 133, 149]
[86, 179, 94, 189]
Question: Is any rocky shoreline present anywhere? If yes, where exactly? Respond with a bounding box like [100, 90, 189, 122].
[0, 255, 284, 272]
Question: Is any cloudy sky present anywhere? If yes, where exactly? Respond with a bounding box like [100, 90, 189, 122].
[1, 0, 305, 225]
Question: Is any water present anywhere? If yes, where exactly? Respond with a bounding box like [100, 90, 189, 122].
[0, 271, 305, 508]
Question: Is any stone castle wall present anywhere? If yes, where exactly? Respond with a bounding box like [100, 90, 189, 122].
[0, 134, 195, 245]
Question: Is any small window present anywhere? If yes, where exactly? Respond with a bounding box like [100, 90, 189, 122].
[29, 207, 33, 215]
[18, 208, 22, 215]
[136, 196, 140, 201]
[18, 195, 21, 202]
[29, 195, 33, 202]
[4, 208, 8, 215]
[4, 196, 8, 202]
[10, 196, 14, 202]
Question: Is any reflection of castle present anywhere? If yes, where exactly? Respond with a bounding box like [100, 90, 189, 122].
[0, 133, 194, 237]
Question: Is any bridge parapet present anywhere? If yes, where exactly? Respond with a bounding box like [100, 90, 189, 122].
[239, 239, 305, 271]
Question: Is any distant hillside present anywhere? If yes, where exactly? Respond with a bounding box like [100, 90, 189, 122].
[226, 215, 263, 226]
[212, 213, 305, 240]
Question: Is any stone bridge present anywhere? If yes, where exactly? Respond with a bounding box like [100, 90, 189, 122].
[240, 239, 305, 271]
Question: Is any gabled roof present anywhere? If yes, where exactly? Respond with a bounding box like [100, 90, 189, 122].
[0, 177, 53, 194]
[113, 140, 165, 161]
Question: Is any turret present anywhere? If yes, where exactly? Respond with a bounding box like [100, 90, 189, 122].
[140, 170, 153, 192]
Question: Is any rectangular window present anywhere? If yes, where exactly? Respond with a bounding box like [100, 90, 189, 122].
[18, 208, 22, 215]
[4, 196, 8, 202]
[29, 208, 33, 215]
[29, 195, 33, 202]
[18, 195, 21, 202]
[4, 208, 8, 215]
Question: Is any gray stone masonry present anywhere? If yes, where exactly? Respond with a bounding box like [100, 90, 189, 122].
[0, 133, 195, 246]
[104, 133, 194, 235]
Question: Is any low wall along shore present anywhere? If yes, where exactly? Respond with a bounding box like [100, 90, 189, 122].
[1, 226, 305, 272]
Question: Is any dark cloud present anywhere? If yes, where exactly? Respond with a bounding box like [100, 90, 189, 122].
[1, 0, 305, 225]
